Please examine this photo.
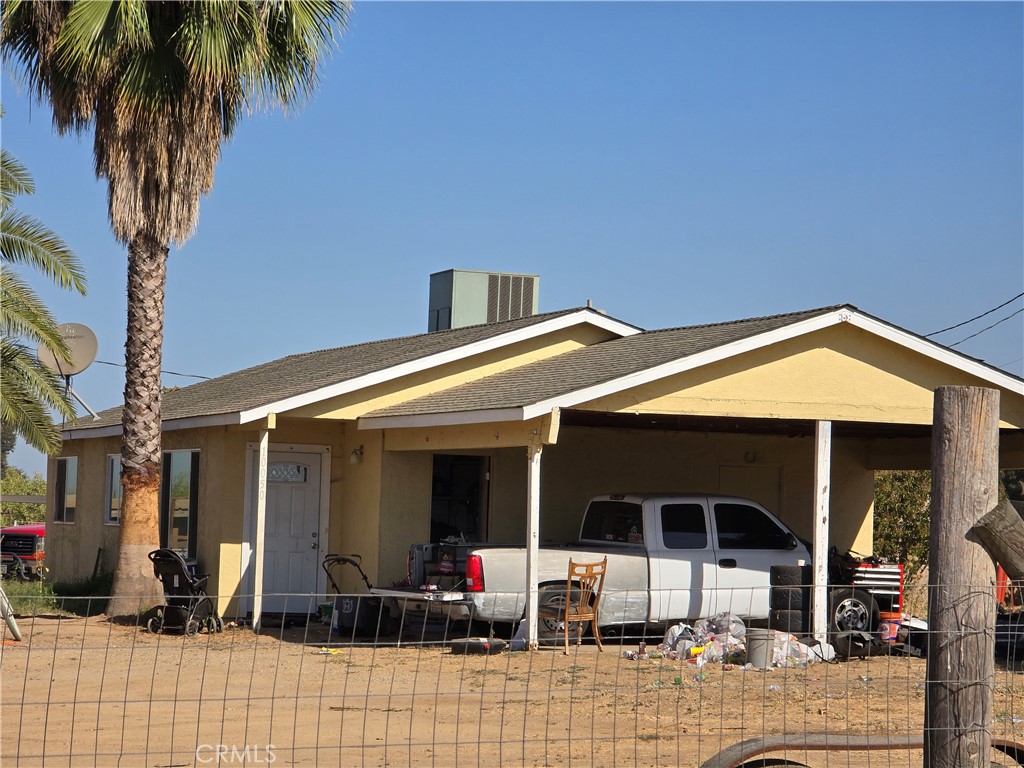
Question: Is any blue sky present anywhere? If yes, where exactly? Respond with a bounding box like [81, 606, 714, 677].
[4, 2, 1023, 476]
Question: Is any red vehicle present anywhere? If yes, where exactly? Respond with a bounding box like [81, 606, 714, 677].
[1, 523, 45, 580]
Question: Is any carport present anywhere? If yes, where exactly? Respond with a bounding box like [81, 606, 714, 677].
[360, 305, 1024, 646]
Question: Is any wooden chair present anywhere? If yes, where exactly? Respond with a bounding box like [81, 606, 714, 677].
[537, 557, 608, 654]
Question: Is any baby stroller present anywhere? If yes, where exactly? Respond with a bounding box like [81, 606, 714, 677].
[147, 549, 224, 635]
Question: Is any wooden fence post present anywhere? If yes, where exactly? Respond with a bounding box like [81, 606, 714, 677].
[926, 386, 999, 767]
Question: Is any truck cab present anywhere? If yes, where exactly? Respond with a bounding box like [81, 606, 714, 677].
[1, 523, 46, 579]
[582, 494, 810, 622]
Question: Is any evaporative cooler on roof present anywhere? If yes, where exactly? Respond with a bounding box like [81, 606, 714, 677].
[428, 269, 539, 331]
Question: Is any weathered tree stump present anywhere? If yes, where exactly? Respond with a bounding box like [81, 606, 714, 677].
[969, 498, 1024, 581]
[926, 386, 999, 767]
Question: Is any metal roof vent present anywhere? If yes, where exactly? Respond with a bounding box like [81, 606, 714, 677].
[428, 269, 540, 331]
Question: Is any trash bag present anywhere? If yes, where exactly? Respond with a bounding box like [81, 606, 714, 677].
[694, 612, 746, 645]
[773, 633, 812, 668]
[712, 612, 746, 642]
[663, 622, 696, 650]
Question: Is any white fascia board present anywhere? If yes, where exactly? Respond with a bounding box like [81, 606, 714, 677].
[521, 311, 850, 418]
[62, 424, 123, 441]
[61, 412, 242, 441]
[845, 313, 1024, 393]
[357, 408, 525, 430]
[238, 310, 640, 424]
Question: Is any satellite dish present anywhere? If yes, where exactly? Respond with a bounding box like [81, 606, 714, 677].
[37, 323, 98, 377]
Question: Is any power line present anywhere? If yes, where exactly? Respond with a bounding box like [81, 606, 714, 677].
[925, 292, 1024, 337]
[93, 359, 211, 380]
[948, 307, 1024, 348]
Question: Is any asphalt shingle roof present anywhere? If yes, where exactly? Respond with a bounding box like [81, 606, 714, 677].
[71, 308, 598, 430]
[363, 305, 846, 418]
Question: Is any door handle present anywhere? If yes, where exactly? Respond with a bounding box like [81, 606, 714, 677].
[311, 542, 319, 550]
[718, 558, 737, 568]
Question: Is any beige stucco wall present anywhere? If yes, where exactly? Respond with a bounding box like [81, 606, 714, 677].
[46, 436, 122, 585]
[539, 426, 875, 554]
[372, 445, 529, 585]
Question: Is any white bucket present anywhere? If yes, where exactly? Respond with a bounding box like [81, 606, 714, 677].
[746, 627, 775, 668]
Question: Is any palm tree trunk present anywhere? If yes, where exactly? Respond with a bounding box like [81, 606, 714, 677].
[107, 234, 167, 617]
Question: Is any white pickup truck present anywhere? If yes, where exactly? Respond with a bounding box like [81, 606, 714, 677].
[377, 493, 813, 642]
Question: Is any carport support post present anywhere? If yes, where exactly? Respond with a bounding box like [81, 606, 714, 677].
[252, 428, 270, 632]
[525, 441, 542, 649]
[812, 420, 831, 642]
[926, 386, 998, 767]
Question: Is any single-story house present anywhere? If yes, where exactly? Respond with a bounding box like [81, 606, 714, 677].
[48, 301, 1024, 630]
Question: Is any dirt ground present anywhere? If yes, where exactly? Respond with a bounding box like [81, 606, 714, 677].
[2, 614, 1023, 768]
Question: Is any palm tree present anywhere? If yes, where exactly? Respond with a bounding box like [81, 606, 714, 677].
[1, 141, 87, 455]
[1, 1, 348, 615]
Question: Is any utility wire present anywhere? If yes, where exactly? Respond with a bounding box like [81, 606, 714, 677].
[948, 307, 1024, 348]
[925, 292, 1024, 337]
[93, 359, 211, 380]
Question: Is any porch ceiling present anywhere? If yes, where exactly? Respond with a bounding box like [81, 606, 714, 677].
[559, 408, 1021, 441]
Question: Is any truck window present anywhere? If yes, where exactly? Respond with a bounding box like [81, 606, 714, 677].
[660, 503, 708, 549]
[580, 501, 644, 544]
[713, 502, 791, 550]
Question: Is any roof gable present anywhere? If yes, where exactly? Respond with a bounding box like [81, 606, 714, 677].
[359, 305, 1024, 428]
[63, 308, 639, 438]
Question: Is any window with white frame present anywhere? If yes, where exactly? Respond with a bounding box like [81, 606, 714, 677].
[54, 457, 78, 523]
[104, 455, 122, 525]
[160, 450, 200, 558]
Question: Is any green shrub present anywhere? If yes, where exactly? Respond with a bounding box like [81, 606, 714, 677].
[1, 577, 58, 615]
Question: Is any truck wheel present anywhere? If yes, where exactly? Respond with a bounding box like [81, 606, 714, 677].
[536, 586, 583, 647]
[829, 587, 879, 635]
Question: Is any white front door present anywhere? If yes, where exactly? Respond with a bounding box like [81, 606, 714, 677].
[261, 452, 322, 614]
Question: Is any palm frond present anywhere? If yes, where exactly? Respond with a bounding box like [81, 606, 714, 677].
[0, 337, 74, 454]
[0, 210, 87, 293]
[0, 271, 72, 364]
[0, 147, 35, 210]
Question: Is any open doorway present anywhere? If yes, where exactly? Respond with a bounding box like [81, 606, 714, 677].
[431, 454, 489, 543]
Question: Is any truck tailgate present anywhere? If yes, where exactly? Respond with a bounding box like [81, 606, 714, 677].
[369, 587, 473, 622]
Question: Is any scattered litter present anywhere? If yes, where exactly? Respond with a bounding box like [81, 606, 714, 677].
[314, 647, 345, 655]
[767, 684, 781, 693]
[624, 614, 836, 670]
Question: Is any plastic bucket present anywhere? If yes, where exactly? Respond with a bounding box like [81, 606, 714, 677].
[879, 611, 901, 643]
[746, 627, 775, 668]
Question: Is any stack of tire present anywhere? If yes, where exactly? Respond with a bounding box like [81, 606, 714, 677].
[768, 564, 813, 637]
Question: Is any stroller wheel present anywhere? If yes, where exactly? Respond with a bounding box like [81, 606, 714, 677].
[215, 616, 225, 633]
[185, 619, 200, 636]
[147, 616, 162, 634]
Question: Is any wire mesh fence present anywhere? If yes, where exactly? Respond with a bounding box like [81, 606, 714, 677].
[1, 585, 1023, 767]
